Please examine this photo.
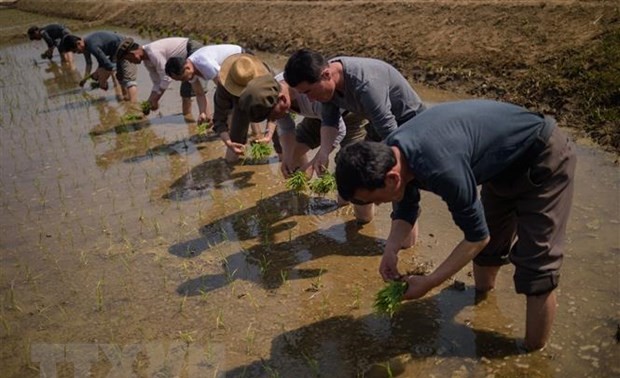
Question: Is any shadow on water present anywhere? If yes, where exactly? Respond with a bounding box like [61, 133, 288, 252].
[169, 191, 340, 255]
[175, 219, 383, 295]
[163, 157, 259, 201]
[123, 131, 220, 163]
[223, 288, 524, 377]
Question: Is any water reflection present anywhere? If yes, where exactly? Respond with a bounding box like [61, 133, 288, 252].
[223, 288, 531, 377]
[175, 219, 381, 295]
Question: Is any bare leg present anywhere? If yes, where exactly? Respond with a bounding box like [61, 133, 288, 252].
[524, 291, 556, 351]
[182, 97, 192, 118]
[400, 220, 419, 248]
[353, 204, 374, 224]
[125, 85, 138, 103]
[250, 122, 262, 137]
[473, 263, 501, 293]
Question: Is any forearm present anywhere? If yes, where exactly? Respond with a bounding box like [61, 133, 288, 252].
[148, 91, 162, 104]
[427, 237, 489, 287]
[193, 82, 209, 115]
[279, 130, 297, 164]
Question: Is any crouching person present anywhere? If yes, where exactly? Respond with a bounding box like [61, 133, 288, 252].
[335, 100, 576, 352]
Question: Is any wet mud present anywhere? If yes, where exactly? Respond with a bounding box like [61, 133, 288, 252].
[0, 14, 619, 378]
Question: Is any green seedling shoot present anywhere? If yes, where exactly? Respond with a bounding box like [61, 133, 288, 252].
[309, 171, 337, 196]
[286, 170, 309, 192]
[89, 80, 100, 89]
[120, 113, 143, 124]
[140, 100, 151, 115]
[374, 280, 407, 317]
[247, 142, 273, 160]
[196, 120, 212, 136]
[248, 142, 272, 160]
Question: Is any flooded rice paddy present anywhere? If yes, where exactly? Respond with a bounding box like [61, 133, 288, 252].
[1, 22, 619, 378]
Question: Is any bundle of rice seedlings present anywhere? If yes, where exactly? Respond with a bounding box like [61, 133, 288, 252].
[120, 113, 143, 124]
[247, 142, 273, 160]
[196, 121, 212, 136]
[140, 101, 151, 115]
[286, 170, 309, 192]
[89, 80, 100, 89]
[373, 281, 407, 317]
[309, 171, 337, 196]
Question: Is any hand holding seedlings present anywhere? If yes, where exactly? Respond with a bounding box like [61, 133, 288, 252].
[374, 280, 408, 317]
[286, 170, 309, 192]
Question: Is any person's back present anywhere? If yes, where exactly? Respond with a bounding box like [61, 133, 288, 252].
[387, 99, 554, 186]
[326, 56, 424, 139]
[187, 44, 243, 81]
[83, 31, 123, 61]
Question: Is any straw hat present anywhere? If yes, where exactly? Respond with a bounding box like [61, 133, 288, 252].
[219, 53, 270, 96]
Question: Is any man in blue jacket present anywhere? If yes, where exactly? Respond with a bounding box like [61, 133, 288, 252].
[335, 100, 576, 352]
[60, 32, 138, 104]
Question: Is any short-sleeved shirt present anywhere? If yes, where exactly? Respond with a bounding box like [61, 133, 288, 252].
[40, 24, 70, 48]
[386, 100, 555, 242]
[187, 44, 243, 83]
[273, 72, 346, 147]
[83, 31, 123, 71]
[143, 37, 190, 94]
[321, 56, 424, 140]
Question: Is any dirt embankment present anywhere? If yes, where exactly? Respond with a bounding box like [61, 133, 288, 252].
[14, 0, 620, 153]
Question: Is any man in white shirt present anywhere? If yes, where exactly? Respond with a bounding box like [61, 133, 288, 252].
[165, 44, 244, 124]
[118, 37, 203, 120]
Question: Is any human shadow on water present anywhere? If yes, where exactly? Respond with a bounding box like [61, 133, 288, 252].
[175, 219, 383, 295]
[123, 132, 220, 164]
[169, 191, 339, 255]
[222, 288, 525, 377]
[163, 157, 257, 201]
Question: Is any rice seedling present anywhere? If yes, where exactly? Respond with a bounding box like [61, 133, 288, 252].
[309, 171, 337, 196]
[196, 120, 212, 135]
[246, 142, 272, 161]
[95, 279, 104, 312]
[245, 323, 256, 355]
[215, 309, 225, 329]
[89, 80, 100, 90]
[178, 330, 195, 345]
[140, 100, 151, 115]
[120, 113, 143, 125]
[280, 270, 288, 285]
[373, 280, 408, 317]
[285, 170, 309, 192]
[178, 295, 187, 314]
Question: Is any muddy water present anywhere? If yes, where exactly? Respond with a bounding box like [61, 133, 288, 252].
[0, 21, 618, 378]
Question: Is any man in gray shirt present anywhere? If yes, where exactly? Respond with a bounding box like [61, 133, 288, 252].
[335, 100, 577, 352]
[60, 32, 138, 104]
[283, 48, 425, 174]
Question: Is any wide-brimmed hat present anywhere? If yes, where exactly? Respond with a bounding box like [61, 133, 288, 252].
[114, 37, 136, 62]
[219, 53, 270, 96]
[239, 75, 281, 122]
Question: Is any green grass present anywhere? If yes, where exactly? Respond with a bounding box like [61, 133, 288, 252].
[374, 281, 407, 317]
